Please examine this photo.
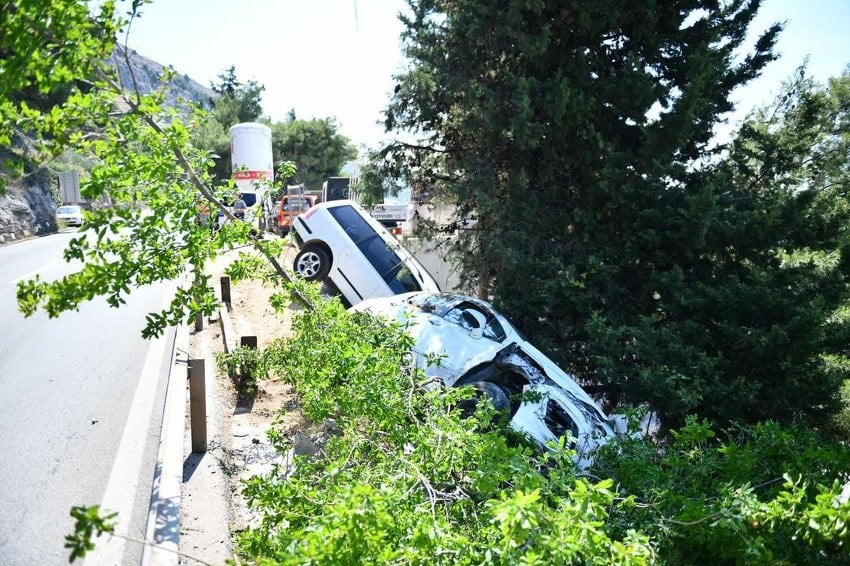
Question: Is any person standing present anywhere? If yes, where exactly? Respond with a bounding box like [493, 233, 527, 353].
[233, 193, 247, 220]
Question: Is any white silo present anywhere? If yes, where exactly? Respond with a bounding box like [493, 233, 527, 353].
[229, 122, 274, 229]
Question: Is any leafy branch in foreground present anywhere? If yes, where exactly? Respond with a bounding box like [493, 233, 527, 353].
[4, 2, 310, 338]
[65, 504, 220, 565]
[232, 288, 654, 564]
[65, 505, 116, 563]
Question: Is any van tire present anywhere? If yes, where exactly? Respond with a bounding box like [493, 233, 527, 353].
[294, 246, 330, 281]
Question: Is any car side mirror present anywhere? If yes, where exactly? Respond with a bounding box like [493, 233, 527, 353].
[462, 309, 487, 339]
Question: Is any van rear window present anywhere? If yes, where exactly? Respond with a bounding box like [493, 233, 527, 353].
[328, 205, 375, 243]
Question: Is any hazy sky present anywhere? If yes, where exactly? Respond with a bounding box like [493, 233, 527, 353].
[125, 0, 850, 149]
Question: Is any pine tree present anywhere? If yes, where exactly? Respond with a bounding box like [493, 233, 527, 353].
[381, 1, 850, 429]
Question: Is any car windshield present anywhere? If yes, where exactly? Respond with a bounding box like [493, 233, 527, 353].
[57, 206, 79, 214]
[410, 295, 507, 342]
[285, 197, 311, 212]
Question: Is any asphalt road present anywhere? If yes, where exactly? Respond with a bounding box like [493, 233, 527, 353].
[0, 232, 175, 565]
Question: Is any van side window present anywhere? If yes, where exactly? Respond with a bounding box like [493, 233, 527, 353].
[328, 205, 375, 244]
[329, 204, 424, 293]
[358, 235, 408, 286]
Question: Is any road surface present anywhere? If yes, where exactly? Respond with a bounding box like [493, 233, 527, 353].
[0, 232, 175, 565]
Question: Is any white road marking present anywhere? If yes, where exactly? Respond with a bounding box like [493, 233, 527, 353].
[84, 328, 169, 566]
[7, 259, 65, 286]
[85, 283, 177, 565]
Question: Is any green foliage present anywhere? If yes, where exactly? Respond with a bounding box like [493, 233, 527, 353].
[827, 377, 850, 440]
[226, 276, 848, 563]
[4, 3, 296, 338]
[586, 70, 850, 429]
[209, 65, 264, 126]
[357, 146, 410, 207]
[235, 290, 655, 564]
[65, 505, 116, 563]
[217, 345, 265, 393]
[594, 418, 850, 564]
[0, 0, 119, 190]
[271, 115, 357, 190]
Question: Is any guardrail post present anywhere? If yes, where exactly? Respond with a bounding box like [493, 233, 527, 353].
[220, 276, 231, 308]
[188, 359, 207, 453]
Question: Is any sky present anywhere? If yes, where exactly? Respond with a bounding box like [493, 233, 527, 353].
[124, 0, 850, 151]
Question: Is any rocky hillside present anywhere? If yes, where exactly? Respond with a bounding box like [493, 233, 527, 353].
[0, 50, 212, 243]
[109, 48, 213, 110]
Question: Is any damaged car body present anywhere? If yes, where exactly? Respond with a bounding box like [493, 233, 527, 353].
[352, 292, 629, 468]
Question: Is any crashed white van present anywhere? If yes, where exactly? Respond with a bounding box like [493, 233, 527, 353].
[291, 200, 440, 306]
[352, 292, 629, 468]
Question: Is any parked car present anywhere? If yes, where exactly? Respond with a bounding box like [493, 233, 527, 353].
[56, 205, 84, 227]
[277, 194, 318, 235]
[290, 200, 440, 306]
[351, 292, 629, 467]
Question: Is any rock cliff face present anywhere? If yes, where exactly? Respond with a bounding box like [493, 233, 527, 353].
[0, 50, 212, 242]
[0, 181, 55, 244]
[109, 49, 213, 109]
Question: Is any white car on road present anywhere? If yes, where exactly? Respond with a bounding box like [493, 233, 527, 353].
[56, 205, 84, 227]
[352, 292, 629, 468]
[291, 200, 440, 306]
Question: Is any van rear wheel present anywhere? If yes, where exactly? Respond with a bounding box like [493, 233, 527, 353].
[294, 246, 330, 281]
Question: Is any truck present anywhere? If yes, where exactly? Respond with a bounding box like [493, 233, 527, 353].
[277, 189, 318, 235]
[322, 177, 350, 202]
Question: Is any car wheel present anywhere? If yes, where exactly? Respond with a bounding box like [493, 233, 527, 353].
[456, 381, 511, 418]
[293, 246, 330, 281]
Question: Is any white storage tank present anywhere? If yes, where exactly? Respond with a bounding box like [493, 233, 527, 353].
[229, 122, 274, 228]
[230, 122, 273, 189]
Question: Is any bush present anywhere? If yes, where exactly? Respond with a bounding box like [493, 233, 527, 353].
[594, 418, 850, 564]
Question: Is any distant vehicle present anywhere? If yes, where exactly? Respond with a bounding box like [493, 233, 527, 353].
[56, 205, 83, 227]
[352, 292, 630, 468]
[277, 194, 318, 235]
[321, 177, 350, 202]
[290, 200, 440, 307]
[370, 202, 413, 233]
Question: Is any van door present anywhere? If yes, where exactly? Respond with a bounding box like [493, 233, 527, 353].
[326, 205, 386, 303]
[353, 234, 405, 298]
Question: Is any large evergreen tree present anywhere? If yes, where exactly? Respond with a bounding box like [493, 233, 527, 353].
[585, 69, 850, 428]
[382, 0, 850, 429]
[192, 66, 266, 181]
